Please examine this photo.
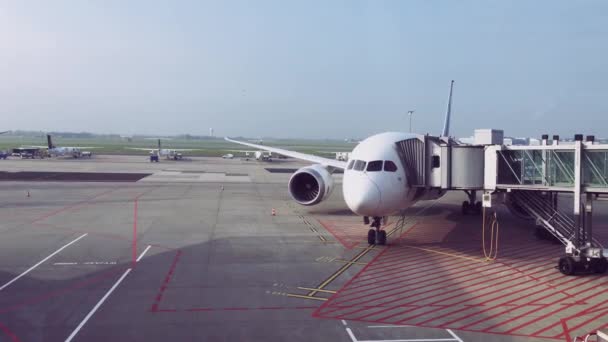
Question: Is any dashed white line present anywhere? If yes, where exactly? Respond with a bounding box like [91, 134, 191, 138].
[53, 262, 79, 266]
[0, 233, 87, 291]
[136, 245, 152, 262]
[65, 268, 132, 342]
[342, 320, 348, 326]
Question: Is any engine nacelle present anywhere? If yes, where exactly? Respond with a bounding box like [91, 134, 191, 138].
[288, 164, 335, 206]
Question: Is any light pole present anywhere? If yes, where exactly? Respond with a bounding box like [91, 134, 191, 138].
[407, 110, 415, 133]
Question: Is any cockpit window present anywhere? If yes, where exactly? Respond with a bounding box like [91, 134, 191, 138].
[353, 160, 366, 171]
[384, 160, 398, 172]
[366, 160, 383, 172]
[347, 160, 354, 170]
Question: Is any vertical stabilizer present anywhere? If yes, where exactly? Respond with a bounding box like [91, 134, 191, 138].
[441, 80, 454, 137]
[47, 134, 54, 149]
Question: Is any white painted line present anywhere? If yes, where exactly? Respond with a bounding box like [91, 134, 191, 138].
[346, 327, 358, 342]
[0, 233, 87, 291]
[65, 268, 132, 342]
[53, 262, 79, 266]
[446, 329, 463, 342]
[136, 245, 152, 262]
[342, 320, 348, 326]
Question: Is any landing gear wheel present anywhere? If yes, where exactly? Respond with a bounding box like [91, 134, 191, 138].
[475, 201, 482, 215]
[367, 229, 377, 245]
[591, 258, 608, 274]
[558, 256, 576, 276]
[377, 230, 387, 246]
[461, 201, 470, 215]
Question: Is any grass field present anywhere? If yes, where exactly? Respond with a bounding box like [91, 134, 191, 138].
[0, 136, 356, 157]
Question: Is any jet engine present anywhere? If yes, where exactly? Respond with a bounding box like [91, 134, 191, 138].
[288, 164, 335, 206]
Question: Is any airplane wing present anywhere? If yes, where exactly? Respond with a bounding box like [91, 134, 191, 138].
[225, 137, 347, 169]
[126, 147, 199, 151]
[126, 148, 156, 151]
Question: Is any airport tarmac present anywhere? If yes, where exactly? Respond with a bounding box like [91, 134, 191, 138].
[0, 155, 607, 342]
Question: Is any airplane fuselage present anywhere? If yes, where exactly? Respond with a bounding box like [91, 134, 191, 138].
[343, 132, 423, 217]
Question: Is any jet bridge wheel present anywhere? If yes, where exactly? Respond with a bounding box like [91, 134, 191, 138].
[461, 201, 482, 215]
[558, 256, 576, 276]
[461, 201, 470, 215]
[591, 258, 608, 274]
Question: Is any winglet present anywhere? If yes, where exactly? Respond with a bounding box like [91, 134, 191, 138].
[441, 80, 454, 137]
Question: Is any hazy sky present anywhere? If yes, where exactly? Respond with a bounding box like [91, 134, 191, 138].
[1, 1, 607, 139]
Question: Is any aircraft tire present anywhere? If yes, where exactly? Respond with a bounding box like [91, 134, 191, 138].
[377, 230, 387, 245]
[367, 229, 376, 245]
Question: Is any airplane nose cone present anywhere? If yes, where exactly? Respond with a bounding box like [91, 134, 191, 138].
[344, 177, 381, 216]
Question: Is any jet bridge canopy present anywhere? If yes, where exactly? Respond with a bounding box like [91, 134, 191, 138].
[394, 135, 485, 191]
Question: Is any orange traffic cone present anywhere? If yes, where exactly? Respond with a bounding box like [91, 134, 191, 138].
[271, 208, 276, 216]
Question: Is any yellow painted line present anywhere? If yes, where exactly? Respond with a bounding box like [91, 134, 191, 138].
[296, 287, 337, 294]
[287, 294, 328, 301]
[333, 259, 367, 266]
[401, 245, 485, 263]
[307, 245, 374, 297]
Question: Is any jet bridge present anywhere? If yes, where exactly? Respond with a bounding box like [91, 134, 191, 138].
[395, 130, 608, 275]
[484, 134, 608, 275]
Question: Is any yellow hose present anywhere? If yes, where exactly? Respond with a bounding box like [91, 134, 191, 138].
[482, 207, 499, 261]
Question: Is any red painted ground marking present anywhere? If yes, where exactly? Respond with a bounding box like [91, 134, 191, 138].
[471, 278, 605, 333]
[150, 250, 182, 312]
[31, 188, 118, 224]
[0, 322, 19, 342]
[317, 220, 362, 249]
[439, 275, 599, 331]
[326, 247, 560, 312]
[404, 272, 569, 326]
[314, 216, 608, 341]
[0, 267, 124, 314]
[160, 306, 319, 313]
[312, 246, 391, 318]
[339, 247, 547, 297]
[531, 290, 608, 336]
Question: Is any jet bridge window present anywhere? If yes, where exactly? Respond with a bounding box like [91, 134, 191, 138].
[366, 160, 383, 172]
[347, 160, 354, 170]
[384, 160, 398, 172]
[353, 160, 366, 171]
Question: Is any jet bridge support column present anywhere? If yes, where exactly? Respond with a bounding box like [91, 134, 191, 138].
[558, 135, 607, 275]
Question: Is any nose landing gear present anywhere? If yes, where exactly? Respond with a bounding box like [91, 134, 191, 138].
[367, 216, 387, 245]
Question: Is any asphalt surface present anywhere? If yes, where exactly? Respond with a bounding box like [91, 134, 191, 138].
[0, 155, 606, 342]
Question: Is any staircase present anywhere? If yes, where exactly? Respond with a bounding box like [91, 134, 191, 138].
[510, 190, 604, 252]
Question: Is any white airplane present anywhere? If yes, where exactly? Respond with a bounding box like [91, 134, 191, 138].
[128, 139, 198, 161]
[226, 80, 468, 245]
[24, 135, 100, 158]
[222, 153, 235, 159]
[228, 149, 273, 161]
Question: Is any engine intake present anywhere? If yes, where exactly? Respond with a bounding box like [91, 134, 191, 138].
[288, 165, 334, 206]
